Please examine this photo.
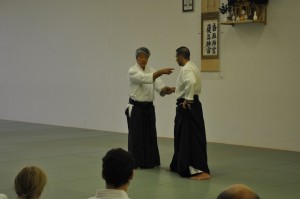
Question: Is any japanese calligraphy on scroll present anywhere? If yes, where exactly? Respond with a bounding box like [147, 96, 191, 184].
[201, 12, 219, 59]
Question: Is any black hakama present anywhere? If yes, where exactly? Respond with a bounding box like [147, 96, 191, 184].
[170, 95, 210, 177]
[125, 98, 160, 168]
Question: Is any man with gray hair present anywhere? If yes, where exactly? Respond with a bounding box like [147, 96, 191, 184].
[126, 47, 174, 169]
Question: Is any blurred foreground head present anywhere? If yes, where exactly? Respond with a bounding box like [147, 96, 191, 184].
[217, 184, 260, 199]
[14, 166, 47, 199]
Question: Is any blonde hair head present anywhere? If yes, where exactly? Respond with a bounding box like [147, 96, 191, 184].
[14, 166, 47, 199]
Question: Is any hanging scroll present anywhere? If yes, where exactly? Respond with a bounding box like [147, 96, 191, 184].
[201, 12, 219, 59]
[201, 0, 220, 72]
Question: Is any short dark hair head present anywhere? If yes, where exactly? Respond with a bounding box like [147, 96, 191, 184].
[102, 148, 135, 188]
[176, 46, 190, 59]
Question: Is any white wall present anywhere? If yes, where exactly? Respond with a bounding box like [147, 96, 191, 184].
[0, 0, 299, 151]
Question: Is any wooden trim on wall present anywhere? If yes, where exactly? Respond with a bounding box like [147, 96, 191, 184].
[201, 0, 219, 13]
[201, 0, 220, 72]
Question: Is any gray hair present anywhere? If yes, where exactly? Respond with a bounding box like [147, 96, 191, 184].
[135, 47, 151, 58]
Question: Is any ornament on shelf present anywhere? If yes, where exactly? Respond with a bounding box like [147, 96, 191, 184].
[232, 14, 236, 21]
[253, 11, 258, 21]
[240, 10, 246, 21]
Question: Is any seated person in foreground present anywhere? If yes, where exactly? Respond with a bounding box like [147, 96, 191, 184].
[14, 166, 47, 199]
[88, 148, 135, 199]
[0, 194, 8, 199]
[217, 184, 260, 199]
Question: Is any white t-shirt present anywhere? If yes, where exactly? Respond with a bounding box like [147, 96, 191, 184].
[88, 189, 130, 199]
[0, 194, 8, 199]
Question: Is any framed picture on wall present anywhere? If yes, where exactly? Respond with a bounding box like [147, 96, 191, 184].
[182, 0, 194, 12]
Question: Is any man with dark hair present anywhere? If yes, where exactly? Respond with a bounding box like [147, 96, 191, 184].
[88, 148, 135, 199]
[126, 47, 174, 169]
[217, 184, 261, 199]
[170, 46, 210, 180]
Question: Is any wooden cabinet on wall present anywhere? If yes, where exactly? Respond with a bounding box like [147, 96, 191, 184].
[220, 0, 268, 26]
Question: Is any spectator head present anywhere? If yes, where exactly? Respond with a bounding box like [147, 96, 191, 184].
[102, 148, 135, 189]
[217, 184, 260, 199]
[14, 166, 47, 199]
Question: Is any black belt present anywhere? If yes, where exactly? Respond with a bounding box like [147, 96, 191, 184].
[129, 98, 153, 107]
[176, 95, 199, 105]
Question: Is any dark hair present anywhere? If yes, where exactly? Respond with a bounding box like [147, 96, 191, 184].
[176, 46, 190, 59]
[102, 148, 135, 188]
[253, 0, 268, 4]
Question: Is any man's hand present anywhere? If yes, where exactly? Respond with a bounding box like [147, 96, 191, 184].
[171, 87, 176, 93]
[182, 99, 193, 109]
[161, 86, 175, 95]
[153, 68, 174, 80]
[160, 68, 174, 75]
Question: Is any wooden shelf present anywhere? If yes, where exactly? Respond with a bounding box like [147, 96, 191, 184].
[219, 1, 268, 27]
[220, 19, 266, 26]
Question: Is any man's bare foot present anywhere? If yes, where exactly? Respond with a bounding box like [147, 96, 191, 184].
[190, 172, 210, 180]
